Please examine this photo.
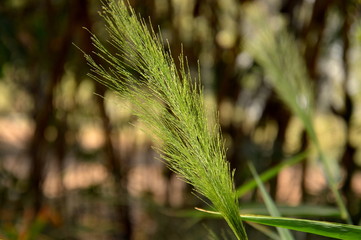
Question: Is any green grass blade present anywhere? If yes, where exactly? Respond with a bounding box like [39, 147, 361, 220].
[318, 149, 351, 222]
[248, 162, 295, 240]
[175, 204, 340, 219]
[240, 215, 361, 240]
[246, 222, 279, 240]
[236, 151, 307, 197]
[195, 208, 361, 239]
[240, 204, 340, 218]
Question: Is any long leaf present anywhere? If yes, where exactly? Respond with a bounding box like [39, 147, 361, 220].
[249, 162, 295, 240]
[196, 208, 361, 240]
[236, 151, 307, 197]
[240, 215, 361, 240]
[175, 204, 340, 219]
[240, 204, 340, 218]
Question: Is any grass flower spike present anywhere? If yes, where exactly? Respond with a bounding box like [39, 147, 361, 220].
[82, 1, 248, 239]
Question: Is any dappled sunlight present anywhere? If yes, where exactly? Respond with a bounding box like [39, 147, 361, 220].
[277, 166, 302, 206]
[305, 165, 328, 195]
[352, 172, 361, 197]
[0, 115, 33, 149]
[63, 161, 108, 190]
[1, 0, 361, 239]
[78, 124, 105, 151]
[128, 165, 168, 205]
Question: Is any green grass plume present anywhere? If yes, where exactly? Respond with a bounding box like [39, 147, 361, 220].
[81, 1, 248, 239]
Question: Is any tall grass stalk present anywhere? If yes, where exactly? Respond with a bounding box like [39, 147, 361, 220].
[81, 0, 247, 239]
[244, 20, 351, 223]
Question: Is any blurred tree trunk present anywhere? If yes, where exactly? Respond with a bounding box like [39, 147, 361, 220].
[261, 95, 291, 198]
[28, 0, 133, 237]
[302, 0, 331, 82]
[298, 0, 332, 201]
[80, 0, 132, 237]
[29, 0, 74, 213]
[337, 0, 358, 223]
[208, 0, 246, 185]
[96, 84, 132, 239]
[280, 0, 304, 35]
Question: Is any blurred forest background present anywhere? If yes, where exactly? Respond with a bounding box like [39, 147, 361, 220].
[1, 0, 361, 239]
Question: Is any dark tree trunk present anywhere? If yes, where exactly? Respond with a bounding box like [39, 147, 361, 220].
[302, 0, 331, 82]
[79, 0, 133, 238]
[337, 0, 358, 223]
[258, 93, 291, 199]
[298, 0, 333, 201]
[29, 0, 74, 213]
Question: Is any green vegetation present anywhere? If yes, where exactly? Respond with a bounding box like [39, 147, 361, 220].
[82, 1, 247, 239]
[81, 0, 361, 239]
[1, 0, 361, 239]
[244, 22, 351, 223]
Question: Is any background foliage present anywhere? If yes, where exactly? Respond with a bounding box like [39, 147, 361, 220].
[0, 0, 361, 239]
